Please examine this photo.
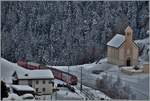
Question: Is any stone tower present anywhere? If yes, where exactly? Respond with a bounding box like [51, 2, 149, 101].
[125, 26, 133, 41]
[124, 26, 133, 66]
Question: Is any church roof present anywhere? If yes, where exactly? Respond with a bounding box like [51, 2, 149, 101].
[107, 34, 125, 48]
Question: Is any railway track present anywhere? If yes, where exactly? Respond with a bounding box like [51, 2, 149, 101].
[76, 85, 95, 100]
[82, 88, 95, 100]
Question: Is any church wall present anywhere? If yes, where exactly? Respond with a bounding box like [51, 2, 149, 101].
[107, 46, 120, 65]
[132, 43, 139, 65]
[119, 44, 125, 65]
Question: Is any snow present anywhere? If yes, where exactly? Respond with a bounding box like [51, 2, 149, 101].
[22, 94, 34, 100]
[1, 58, 54, 82]
[28, 62, 40, 67]
[54, 79, 66, 85]
[1, 35, 149, 100]
[1, 58, 29, 83]
[135, 38, 149, 44]
[16, 69, 54, 80]
[135, 38, 149, 62]
[56, 87, 83, 100]
[107, 34, 125, 48]
[50, 55, 149, 100]
[11, 85, 35, 91]
[3, 93, 22, 101]
[2, 55, 148, 100]
[75, 83, 111, 100]
[121, 66, 143, 74]
[3, 93, 35, 101]
[96, 58, 108, 64]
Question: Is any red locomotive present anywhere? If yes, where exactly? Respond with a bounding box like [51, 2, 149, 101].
[17, 59, 78, 85]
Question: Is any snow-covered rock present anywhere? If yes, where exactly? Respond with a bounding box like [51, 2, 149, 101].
[21, 94, 35, 100]
[3, 93, 22, 101]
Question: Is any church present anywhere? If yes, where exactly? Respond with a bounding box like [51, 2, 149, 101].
[107, 26, 139, 66]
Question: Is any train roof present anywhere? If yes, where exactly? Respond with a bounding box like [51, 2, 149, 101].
[48, 66, 77, 78]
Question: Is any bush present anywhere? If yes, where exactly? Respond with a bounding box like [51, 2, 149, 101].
[133, 66, 139, 70]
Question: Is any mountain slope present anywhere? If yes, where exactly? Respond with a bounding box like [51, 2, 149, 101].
[1, 1, 149, 65]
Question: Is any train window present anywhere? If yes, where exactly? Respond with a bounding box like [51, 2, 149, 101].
[36, 80, 39, 84]
[43, 80, 45, 84]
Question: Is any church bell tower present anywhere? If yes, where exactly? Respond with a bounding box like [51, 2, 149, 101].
[125, 26, 133, 42]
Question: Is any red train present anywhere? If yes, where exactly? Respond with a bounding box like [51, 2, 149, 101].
[17, 59, 78, 85]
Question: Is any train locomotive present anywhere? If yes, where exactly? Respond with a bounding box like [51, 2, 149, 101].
[17, 59, 78, 85]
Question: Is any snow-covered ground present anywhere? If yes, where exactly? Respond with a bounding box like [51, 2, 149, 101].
[1, 55, 149, 100]
[35, 86, 84, 100]
[47, 37, 149, 100]
[1, 58, 30, 84]
[1, 37, 149, 100]
[49, 58, 149, 100]
[0, 58, 94, 100]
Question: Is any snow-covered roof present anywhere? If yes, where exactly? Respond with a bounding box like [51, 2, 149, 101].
[16, 70, 54, 80]
[28, 62, 40, 66]
[107, 34, 125, 48]
[11, 85, 35, 91]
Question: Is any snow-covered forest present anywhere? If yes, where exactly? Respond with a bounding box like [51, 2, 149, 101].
[1, 1, 149, 65]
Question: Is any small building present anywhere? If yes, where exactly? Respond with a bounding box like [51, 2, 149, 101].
[12, 70, 54, 95]
[107, 26, 139, 66]
[11, 85, 35, 96]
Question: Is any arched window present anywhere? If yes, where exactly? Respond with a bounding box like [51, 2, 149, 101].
[127, 32, 130, 36]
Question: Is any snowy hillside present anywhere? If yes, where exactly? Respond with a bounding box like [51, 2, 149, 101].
[1, 58, 29, 84]
[1, 1, 149, 65]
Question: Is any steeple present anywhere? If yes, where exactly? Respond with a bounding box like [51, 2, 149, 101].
[125, 26, 133, 41]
